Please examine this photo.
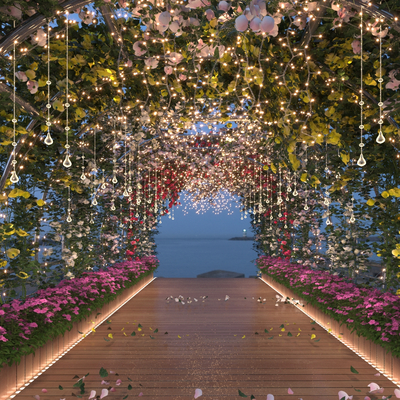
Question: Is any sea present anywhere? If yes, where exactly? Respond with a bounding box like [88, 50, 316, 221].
[154, 237, 259, 278]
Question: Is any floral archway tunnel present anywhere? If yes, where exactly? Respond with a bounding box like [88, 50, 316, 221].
[1, 0, 400, 387]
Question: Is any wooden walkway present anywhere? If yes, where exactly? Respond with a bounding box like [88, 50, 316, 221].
[13, 278, 398, 400]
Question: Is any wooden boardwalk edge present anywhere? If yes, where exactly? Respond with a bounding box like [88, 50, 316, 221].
[260, 273, 400, 387]
[0, 273, 155, 400]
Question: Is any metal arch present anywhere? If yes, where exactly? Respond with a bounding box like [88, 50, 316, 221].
[0, 0, 93, 56]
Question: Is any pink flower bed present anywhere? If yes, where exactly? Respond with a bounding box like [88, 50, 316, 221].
[257, 256, 400, 357]
[0, 256, 158, 366]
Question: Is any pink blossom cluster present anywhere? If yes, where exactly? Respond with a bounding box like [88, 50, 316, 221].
[0, 257, 158, 345]
[257, 256, 400, 348]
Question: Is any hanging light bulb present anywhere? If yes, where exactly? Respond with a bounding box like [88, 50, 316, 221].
[376, 131, 385, 144]
[66, 215, 72, 223]
[44, 132, 53, 145]
[293, 188, 298, 196]
[112, 176, 118, 184]
[111, 204, 116, 211]
[63, 153, 72, 168]
[101, 183, 107, 189]
[123, 188, 129, 197]
[357, 152, 366, 167]
[326, 216, 332, 226]
[92, 198, 98, 206]
[80, 173, 86, 181]
[10, 170, 19, 184]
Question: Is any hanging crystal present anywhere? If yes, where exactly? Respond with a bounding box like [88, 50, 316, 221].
[357, 7, 366, 167]
[376, 20, 385, 144]
[11, 26, 19, 184]
[45, 22, 53, 146]
[64, 13, 71, 168]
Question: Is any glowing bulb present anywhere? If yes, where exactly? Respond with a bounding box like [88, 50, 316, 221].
[80, 173, 86, 181]
[63, 154, 72, 168]
[123, 188, 129, 197]
[101, 183, 107, 189]
[376, 131, 385, 144]
[326, 216, 332, 225]
[357, 153, 366, 167]
[112, 176, 118, 184]
[44, 132, 53, 145]
[66, 215, 72, 223]
[10, 170, 19, 183]
[293, 188, 298, 196]
[111, 204, 116, 211]
[92, 198, 98, 206]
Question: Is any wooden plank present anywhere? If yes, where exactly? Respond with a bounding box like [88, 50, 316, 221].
[8, 278, 399, 400]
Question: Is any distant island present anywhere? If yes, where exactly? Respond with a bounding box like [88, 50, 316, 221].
[229, 237, 254, 241]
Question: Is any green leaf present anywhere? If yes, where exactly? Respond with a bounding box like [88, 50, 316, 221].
[264, 329, 268, 333]
[25, 69, 36, 80]
[350, 366, 359, 374]
[164, 332, 168, 334]
[59, 385, 64, 390]
[131, 331, 136, 336]
[251, 396, 256, 400]
[123, 396, 128, 399]
[287, 332, 293, 337]
[72, 375, 79, 379]
[128, 377, 132, 382]
[104, 337, 110, 341]
[127, 384, 132, 390]
[154, 328, 158, 333]
[267, 336, 274, 339]
[99, 367, 108, 378]
[138, 324, 142, 328]
[310, 321, 316, 324]
[53, 99, 65, 112]
[279, 324, 284, 328]
[238, 389, 247, 397]
[314, 339, 320, 342]
[150, 335, 154, 339]
[352, 386, 361, 392]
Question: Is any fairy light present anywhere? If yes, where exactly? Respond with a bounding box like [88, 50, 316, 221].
[63, 14, 71, 168]
[44, 22, 53, 146]
[357, 7, 366, 167]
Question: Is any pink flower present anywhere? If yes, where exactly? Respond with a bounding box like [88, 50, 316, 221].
[205, 9, 215, 21]
[164, 66, 173, 75]
[178, 74, 187, 81]
[351, 40, 361, 54]
[33, 307, 48, 314]
[0, 335, 8, 342]
[27, 80, 39, 94]
[63, 314, 72, 321]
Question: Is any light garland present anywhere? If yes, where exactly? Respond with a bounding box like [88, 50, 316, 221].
[376, 18, 386, 145]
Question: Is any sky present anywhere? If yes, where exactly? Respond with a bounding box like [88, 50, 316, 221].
[156, 192, 253, 239]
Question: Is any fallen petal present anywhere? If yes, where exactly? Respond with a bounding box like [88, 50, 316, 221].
[100, 389, 108, 399]
[266, 395, 274, 400]
[42, 389, 47, 393]
[89, 390, 96, 399]
[194, 388, 203, 398]
[288, 388, 294, 394]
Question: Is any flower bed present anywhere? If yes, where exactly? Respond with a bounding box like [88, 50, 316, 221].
[256, 256, 400, 358]
[0, 256, 158, 367]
